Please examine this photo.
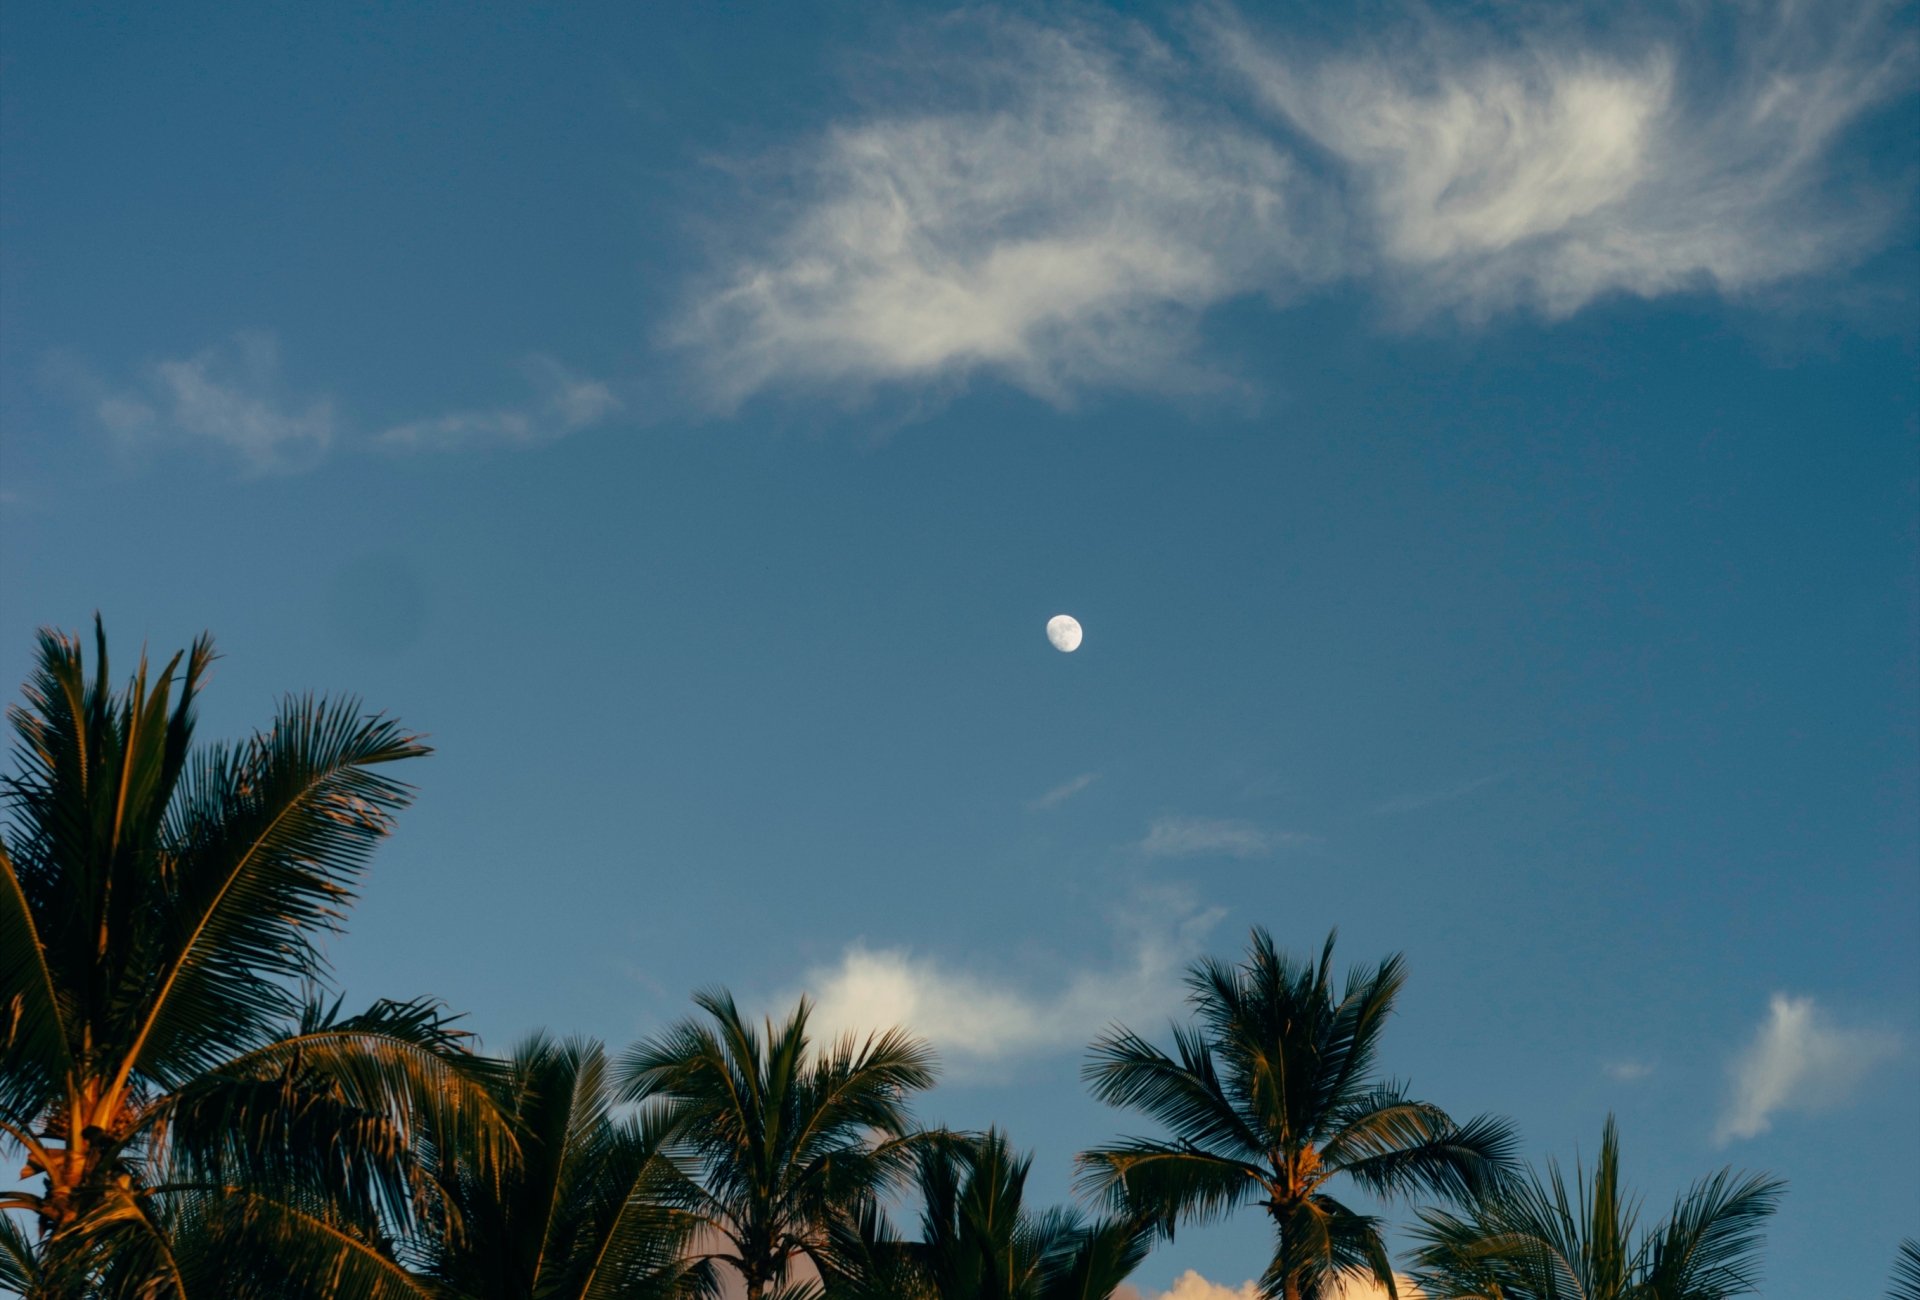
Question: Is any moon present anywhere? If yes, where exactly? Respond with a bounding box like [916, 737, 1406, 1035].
[1046, 614, 1083, 652]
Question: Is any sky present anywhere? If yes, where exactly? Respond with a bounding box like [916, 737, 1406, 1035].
[1, 0, 1915, 1295]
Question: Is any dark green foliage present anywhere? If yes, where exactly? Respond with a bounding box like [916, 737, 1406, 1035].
[1888, 1240, 1920, 1300]
[818, 1130, 1150, 1300]
[0, 620, 511, 1298]
[620, 990, 937, 1300]
[419, 1033, 700, 1300]
[1076, 929, 1518, 1300]
[1408, 1117, 1784, 1300]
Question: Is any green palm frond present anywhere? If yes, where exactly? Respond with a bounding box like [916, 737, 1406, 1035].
[1890, 1239, 1920, 1300]
[1409, 1117, 1783, 1300]
[618, 991, 934, 1300]
[1079, 928, 1519, 1299]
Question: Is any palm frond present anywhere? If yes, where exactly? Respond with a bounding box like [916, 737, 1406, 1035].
[1890, 1239, 1920, 1300]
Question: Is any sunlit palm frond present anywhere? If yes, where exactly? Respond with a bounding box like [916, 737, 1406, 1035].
[135, 698, 429, 1089]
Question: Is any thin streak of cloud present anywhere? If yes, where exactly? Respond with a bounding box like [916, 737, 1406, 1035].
[675, 1, 1914, 408]
[1715, 993, 1900, 1143]
[1373, 774, 1504, 815]
[1028, 772, 1099, 811]
[379, 356, 621, 450]
[1139, 815, 1314, 859]
[797, 886, 1222, 1077]
[1605, 1059, 1656, 1081]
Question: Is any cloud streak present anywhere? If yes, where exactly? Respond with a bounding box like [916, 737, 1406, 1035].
[1139, 815, 1312, 859]
[51, 340, 619, 473]
[1715, 993, 1900, 1142]
[1028, 772, 1099, 810]
[676, 1, 1914, 408]
[1373, 774, 1503, 815]
[379, 356, 621, 450]
[797, 887, 1222, 1074]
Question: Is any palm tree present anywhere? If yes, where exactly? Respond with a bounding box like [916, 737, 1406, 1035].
[418, 1033, 700, 1300]
[1408, 1116, 1783, 1300]
[1076, 928, 1518, 1300]
[619, 989, 936, 1300]
[822, 1129, 1150, 1300]
[1886, 1239, 1920, 1300]
[0, 621, 513, 1298]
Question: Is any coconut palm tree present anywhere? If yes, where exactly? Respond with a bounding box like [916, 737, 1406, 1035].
[417, 1033, 700, 1300]
[0, 621, 513, 1298]
[1407, 1116, 1783, 1300]
[821, 1129, 1150, 1300]
[1076, 928, 1518, 1300]
[1886, 1239, 1920, 1300]
[619, 990, 936, 1300]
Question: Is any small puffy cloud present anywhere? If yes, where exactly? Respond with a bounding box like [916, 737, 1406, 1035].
[798, 887, 1222, 1074]
[1117, 1271, 1417, 1300]
[1714, 993, 1900, 1143]
[380, 356, 620, 450]
[1140, 815, 1310, 859]
[1028, 772, 1099, 811]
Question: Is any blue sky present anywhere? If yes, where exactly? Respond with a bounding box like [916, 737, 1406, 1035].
[1, 1, 1915, 1295]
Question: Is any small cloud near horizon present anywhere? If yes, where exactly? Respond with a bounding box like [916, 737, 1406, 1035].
[1605, 1059, 1656, 1081]
[1028, 772, 1099, 811]
[1715, 993, 1900, 1143]
[795, 886, 1223, 1077]
[1117, 1270, 1418, 1300]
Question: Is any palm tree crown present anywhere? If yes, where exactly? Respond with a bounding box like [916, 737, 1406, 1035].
[822, 1129, 1149, 1300]
[419, 1033, 698, 1300]
[1408, 1116, 1784, 1300]
[0, 621, 511, 1298]
[1076, 928, 1518, 1300]
[619, 989, 936, 1300]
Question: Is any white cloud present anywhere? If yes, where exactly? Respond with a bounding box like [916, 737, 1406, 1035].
[1028, 772, 1099, 811]
[1117, 1270, 1418, 1300]
[1605, 1059, 1655, 1081]
[1227, 1, 1914, 319]
[66, 332, 335, 474]
[1373, 774, 1503, 815]
[1139, 815, 1311, 859]
[672, 17, 1319, 410]
[798, 887, 1222, 1073]
[379, 356, 620, 449]
[1714, 993, 1900, 1143]
[676, 1, 1913, 406]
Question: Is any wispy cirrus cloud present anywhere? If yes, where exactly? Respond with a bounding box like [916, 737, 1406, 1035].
[796, 886, 1222, 1075]
[1373, 774, 1504, 815]
[378, 356, 621, 450]
[1027, 772, 1099, 811]
[1139, 815, 1313, 859]
[50, 332, 335, 476]
[1714, 993, 1900, 1142]
[675, 1, 1914, 409]
[50, 339, 619, 473]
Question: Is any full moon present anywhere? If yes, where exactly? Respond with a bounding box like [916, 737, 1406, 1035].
[1046, 614, 1083, 652]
